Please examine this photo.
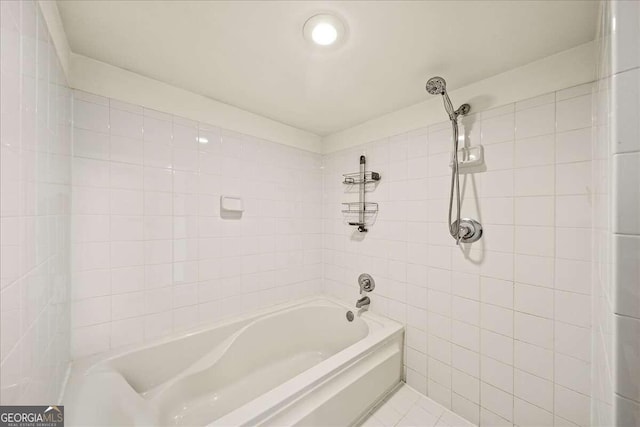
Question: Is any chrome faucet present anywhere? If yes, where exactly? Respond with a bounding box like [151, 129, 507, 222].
[355, 273, 375, 310]
[356, 296, 370, 308]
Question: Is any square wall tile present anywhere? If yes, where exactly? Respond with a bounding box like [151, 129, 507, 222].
[74, 99, 108, 133]
[613, 152, 640, 234]
[556, 94, 592, 132]
[110, 135, 143, 165]
[555, 195, 591, 229]
[74, 128, 109, 160]
[612, 68, 640, 154]
[515, 103, 555, 139]
[514, 283, 553, 318]
[514, 165, 554, 196]
[554, 385, 590, 427]
[481, 112, 514, 145]
[514, 369, 553, 411]
[480, 382, 513, 421]
[556, 161, 591, 195]
[555, 322, 590, 362]
[554, 353, 590, 395]
[514, 134, 554, 168]
[615, 394, 640, 427]
[514, 341, 553, 380]
[556, 127, 592, 164]
[613, 234, 640, 319]
[554, 291, 590, 328]
[481, 356, 513, 394]
[615, 315, 640, 402]
[110, 108, 143, 139]
[515, 312, 553, 349]
[514, 398, 553, 427]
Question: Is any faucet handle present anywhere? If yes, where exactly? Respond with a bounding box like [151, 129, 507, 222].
[358, 273, 375, 293]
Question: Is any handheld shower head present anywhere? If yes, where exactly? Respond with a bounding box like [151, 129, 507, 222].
[425, 76, 447, 95]
[426, 76, 470, 120]
[426, 76, 456, 119]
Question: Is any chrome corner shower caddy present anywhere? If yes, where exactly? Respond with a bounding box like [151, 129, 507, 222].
[426, 76, 483, 244]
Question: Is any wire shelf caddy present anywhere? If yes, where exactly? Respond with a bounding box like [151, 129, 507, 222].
[342, 171, 381, 185]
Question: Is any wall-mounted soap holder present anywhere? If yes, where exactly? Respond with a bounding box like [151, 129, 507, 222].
[220, 196, 243, 219]
[220, 196, 243, 212]
[449, 145, 484, 169]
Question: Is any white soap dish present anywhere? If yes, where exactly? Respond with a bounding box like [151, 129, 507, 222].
[449, 145, 484, 169]
[220, 196, 244, 212]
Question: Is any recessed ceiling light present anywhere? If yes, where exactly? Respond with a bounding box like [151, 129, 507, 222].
[312, 23, 337, 45]
[197, 137, 209, 144]
[303, 14, 346, 48]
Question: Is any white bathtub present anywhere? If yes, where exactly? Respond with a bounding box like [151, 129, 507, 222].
[63, 297, 403, 426]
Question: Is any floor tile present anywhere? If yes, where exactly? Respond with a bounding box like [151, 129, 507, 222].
[360, 384, 477, 427]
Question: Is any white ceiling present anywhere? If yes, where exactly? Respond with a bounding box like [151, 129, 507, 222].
[57, 1, 597, 136]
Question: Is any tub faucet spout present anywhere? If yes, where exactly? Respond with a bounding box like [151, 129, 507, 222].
[356, 296, 370, 309]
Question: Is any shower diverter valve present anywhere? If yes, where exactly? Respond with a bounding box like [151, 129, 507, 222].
[454, 218, 483, 243]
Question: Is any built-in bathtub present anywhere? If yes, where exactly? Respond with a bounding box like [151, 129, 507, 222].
[63, 297, 404, 426]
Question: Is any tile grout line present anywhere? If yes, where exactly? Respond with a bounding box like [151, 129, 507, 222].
[511, 97, 517, 426]
[107, 97, 113, 350]
[552, 88, 558, 424]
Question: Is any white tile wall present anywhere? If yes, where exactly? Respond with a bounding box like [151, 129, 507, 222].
[323, 84, 594, 426]
[70, 92, 323, 358]
[0, 0, 72, 404]
[593, 2, 640, 426]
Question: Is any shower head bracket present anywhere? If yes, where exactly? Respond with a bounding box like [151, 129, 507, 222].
[456, 104, 471, 117]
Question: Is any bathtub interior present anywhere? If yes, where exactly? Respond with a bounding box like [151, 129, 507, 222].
[103, 322, 249, 393]
[149, 306, 370, 425]
[69, 302, 377, 426]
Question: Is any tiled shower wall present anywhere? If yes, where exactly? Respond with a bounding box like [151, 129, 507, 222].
[0, 1, 72, 404]
[323, 85, 594, 426]
[592, 1, 640, 425]
[69, 91, 323, 358]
